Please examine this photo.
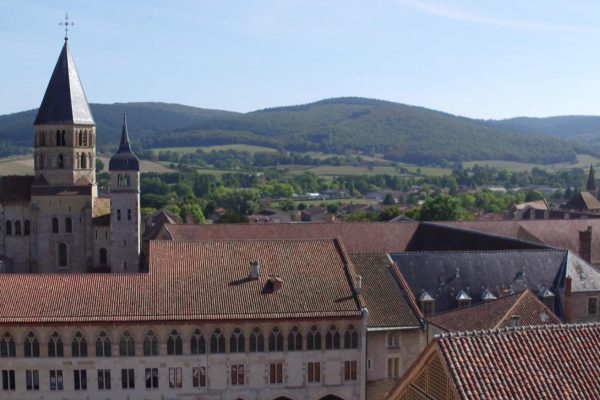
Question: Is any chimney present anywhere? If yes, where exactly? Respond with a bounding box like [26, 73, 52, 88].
[355, 275, 362, 295]
[249, 261, 260, 279]
[565, 276, 572, 322]
[579, 226, 592, 263]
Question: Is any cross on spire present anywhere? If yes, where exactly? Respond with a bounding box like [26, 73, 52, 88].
[58, 12, 74, 41]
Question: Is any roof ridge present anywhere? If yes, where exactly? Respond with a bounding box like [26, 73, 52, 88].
[392, 248, 565, 256]
[435, 322, 600, 340]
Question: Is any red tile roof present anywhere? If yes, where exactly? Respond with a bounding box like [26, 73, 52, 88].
[436, 324, 600, 399]
[0, 239, 363, 323]
[427, 290, 561, 332]
[160, 222, 419, 254]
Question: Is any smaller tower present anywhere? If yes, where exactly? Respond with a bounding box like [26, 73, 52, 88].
[588, 164, 597, 200]
[109, 115, 140, 272]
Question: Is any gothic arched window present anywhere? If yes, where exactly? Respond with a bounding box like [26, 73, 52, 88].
[99, 248, 108, 265]
[143, 330, 159, 356]
[24, 331, 39, 357]
[210, 328, 225, 354]
[0, 331, 15, 357]
[48, 331, 64, 357]
[5, 221, 11, 236]
[24, 220, 30, 236]
[167, 329, 183, 355]
[249, 328, 264, 352]
[344, 325, 359, 349]
[229, 328, 245, 353]
[52, 217, 59, 233]
[80, 153, 87, 169]
[95, 331, 111, 357]
[190, 329, 205, 355]
[326, 325, 340, 350]
[14, 221, 21, 236]
[71, 331, 87, 357]
[307, 325, 322, 350]
[65, 217, 72, 233]
[58, 243, 68, 267]
[288, 326, 302, 351]
[268, 327, 284, 352]
[119, 330, 135, 356]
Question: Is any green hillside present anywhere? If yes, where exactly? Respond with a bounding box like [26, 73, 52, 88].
[485, 116, 600, 144]
[0, 97, 592, 165]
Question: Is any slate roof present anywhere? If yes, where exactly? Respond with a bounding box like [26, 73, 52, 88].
[34, 41, 94, 125]
[436, 324, 600, 399]
[109, 114, 139, 171]
[391, 249, 569, 314]
[350, 253, 421, 329]
[0, 176, 33, 203]
[562, 191, 600, 211]
[0, 239, 362, 323]
[427, 290, 562, 332]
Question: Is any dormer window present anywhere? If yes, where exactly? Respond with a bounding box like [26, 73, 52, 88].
[539, 287, 555, 311]
[510, 315, 521, 327]
[456, 290, 472, 309]
[481, 288, 497, 302]
[419, 291, 435, 317]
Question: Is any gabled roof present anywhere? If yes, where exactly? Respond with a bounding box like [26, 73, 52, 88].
[109, 114, 139, 171]
[350, 253, 421, 329]
[562, 191, 600, 211]
[0, 176, 33, 203]
[427, 290, 561, 332]
[0, 239, 362, 323]
[34, 41, 94, 125]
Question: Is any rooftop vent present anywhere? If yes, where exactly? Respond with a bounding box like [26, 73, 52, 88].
[249, 260, 260, 279]
[268, 275, 283, 292]
[355, 275, 362, 295]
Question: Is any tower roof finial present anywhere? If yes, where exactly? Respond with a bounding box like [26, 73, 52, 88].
[58, 12, 74, 41]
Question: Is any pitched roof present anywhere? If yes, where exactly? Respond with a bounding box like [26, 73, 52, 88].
[0, 239, 362, 323]
[160, 222, 420, 253]
[435, 324, 600, 399]
[437, 219, 600, 264]
[427, 290, 561, 332]
[563, 191, 600, 211]
[34, 41, 94, 125]
[109, 114, 139, 171]
[0, 176, 33, 203]
[350, 253, 421, 329]
[391, 249, 569, 314]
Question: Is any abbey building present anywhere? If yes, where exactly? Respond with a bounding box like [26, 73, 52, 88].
[0, 40, 140, 273]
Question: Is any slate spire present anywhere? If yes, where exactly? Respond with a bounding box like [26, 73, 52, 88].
[587, 164, 597, 199]
[34, 41, 94, 125]
[109, 114, 139, 171]
[119, 113, 131, 152]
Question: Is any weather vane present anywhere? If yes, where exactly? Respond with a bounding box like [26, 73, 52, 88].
[58, 13, 74, 41]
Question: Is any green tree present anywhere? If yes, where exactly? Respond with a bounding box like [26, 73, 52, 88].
[95, 158, 105, 171]
[525, 190, 544, 202]
[382, 193, 396, 205]
[181, 202, 206, 224]
[379, 206, 402, 221]
[418, 195, 464, 221]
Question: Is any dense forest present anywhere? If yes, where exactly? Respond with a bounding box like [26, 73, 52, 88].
[0, 98, 594, 165]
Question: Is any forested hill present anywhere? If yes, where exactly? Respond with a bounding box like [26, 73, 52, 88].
[485, 116, 600, 144]
[0, 98, 594, 165]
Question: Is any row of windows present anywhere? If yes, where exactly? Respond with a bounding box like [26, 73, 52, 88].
[4, 220, 30, 236]
[51, 217, 73, 234]
[1, 326, 359, 358]
[2, 361, 358, 391]
[36, 152, 94, 170]
[35, 130, 94, 147]
[116, 208, 134, 221]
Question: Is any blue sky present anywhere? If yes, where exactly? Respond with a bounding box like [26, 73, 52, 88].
[2, 0, 600, 119]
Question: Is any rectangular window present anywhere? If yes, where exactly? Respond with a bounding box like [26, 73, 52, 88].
[307, 362, 320, 383]
[97, 369, 111, 390]
[145, 368, 159, 389]
[49, 370, 63, 391]
[269, 363, 283, 384]
[127, 209, 132, 221]
[230, 364, 245, 386]
[117, 209, 121, 221]
[344, 360, 358, 381]
[387, 357, 400, 379]
[26, 370, 39, 391]
[169, 367, 182, 388]
[192, 367, 206, 388]
[121, 369, 135, 389]
[2, 370, 15, 391]
[74, 370, 87, 391]
[589, 297, 598, 315]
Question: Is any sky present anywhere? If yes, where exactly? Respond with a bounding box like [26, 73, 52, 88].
[2, 0, 600, 119]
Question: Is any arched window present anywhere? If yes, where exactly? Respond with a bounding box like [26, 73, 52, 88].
[190, 329, 206, 355]
[307, 326, 322, 351]
[344, 325, 359, 349]
[24, 331, 39, 357]
[118, 174, 131, 187]
[143, 330, 159, 356]
[95, 331, 111, 357]
[71, 331, 87, 357]
[56, 130, 61, 146]
[58, 154, 64, 168]
[5, 221, 11, 236]
[24, 220, 30, 235]
[99, 248, 108, 265]
[14, 221, 21, 236]
[48, 331, 64, 357]
[210, 329, 225, 354]
[119, 330, 135, 356]
[249, 328, 264, 352]
[326, 325, 340, 350]
[288, 326, 303, 351]
[268, 327, 284, 352]
[80, 153, 86, 169]
[58, 243, 68, 267]
[65, 217, 72, 233]
[0, 332, 15, 357]
[52, 217, 59, 233]
[167, 329, 183, 355]
[229, 328, 245, 353]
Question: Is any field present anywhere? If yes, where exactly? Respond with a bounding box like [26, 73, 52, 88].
[152, 144, 279, 154]
[285, 164, 451, 177]
[463, 154, 600, 172]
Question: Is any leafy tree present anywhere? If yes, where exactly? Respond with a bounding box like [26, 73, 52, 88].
[418, 195, 464, 221]
[95, 158, 105, 171]
[326, 203, 340, 215]
[382, 193, 396, 205]
[525, 190, 544, 202]
[181, 202, 206, 224]
[379, 206, 402, 221]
